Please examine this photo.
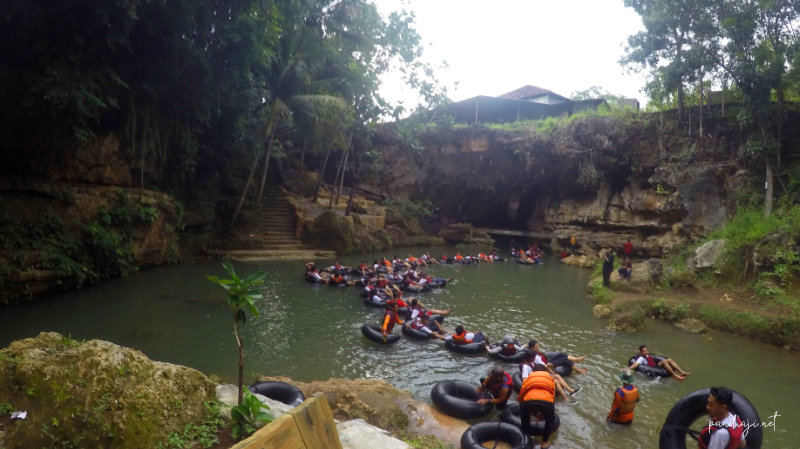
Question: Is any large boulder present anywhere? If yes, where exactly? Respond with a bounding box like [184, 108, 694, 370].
[0, 332, 216, 449]
[687, 239, 728, 271]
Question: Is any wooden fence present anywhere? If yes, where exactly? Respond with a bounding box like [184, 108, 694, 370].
[229, 395, 342, 449]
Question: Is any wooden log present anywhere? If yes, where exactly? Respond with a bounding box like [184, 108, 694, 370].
[291, 395, 342, 449]
[229, 412, 304, 449]
[228, 395, 342, 449]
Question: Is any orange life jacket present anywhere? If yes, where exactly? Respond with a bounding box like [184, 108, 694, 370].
[518, 370, 555, 403]
[382, 311, 403, 333]
[452, 331, 473, 344]
[608, 385, 639, 423]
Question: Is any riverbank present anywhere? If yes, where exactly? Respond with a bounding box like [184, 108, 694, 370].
[584, 259, 800, 351]
[0, 332, 457, 449]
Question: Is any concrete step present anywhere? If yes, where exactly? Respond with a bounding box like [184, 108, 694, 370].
[207, 249, 336, 261]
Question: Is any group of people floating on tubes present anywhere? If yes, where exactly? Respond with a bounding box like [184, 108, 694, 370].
[440, 340, 716, 449]
[511, 243, 544, 265]
[439, 250, 504, 264]
[304, 253, 450, 290]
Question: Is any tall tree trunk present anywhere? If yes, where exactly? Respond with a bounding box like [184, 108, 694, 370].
[313, 148, 332, 202]
[234, 323, 244, 406]
[299, 139, 307, 170]
[345, 175, 357, 216]
[698, 78, 704, 140]
[763, 124, 773, 218]
[335, 148, 349, 205]
[256, 123, 278, 205]
[328, 149, 343, 210]
[230, 149, 262, 229]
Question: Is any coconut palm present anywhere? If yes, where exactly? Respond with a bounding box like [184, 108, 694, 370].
[230, 22, 347, 228]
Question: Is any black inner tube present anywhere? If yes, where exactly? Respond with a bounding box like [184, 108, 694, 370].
[659, 387, 762, 449]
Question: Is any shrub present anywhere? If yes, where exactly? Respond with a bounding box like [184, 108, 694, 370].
[649, 297, 669, 318]
[669, 303, 691, 322]
[667, 269, 698, 288]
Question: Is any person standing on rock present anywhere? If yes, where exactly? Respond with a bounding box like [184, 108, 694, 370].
[602, 249, 615, 286]
[570, 235, 577, 255]
[623, 239, 634, 257]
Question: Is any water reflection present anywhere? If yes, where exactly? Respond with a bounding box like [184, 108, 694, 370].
[1, 251, 797, 448]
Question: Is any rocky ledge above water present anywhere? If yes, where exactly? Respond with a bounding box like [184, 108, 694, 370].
[0, 333, 461, 449]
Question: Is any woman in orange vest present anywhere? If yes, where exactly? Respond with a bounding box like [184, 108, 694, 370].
[517, 365, 556, 448]
[607, 370, 639, 424]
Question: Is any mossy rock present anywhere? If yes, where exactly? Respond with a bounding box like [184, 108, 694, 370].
[0, 332, 216, 449]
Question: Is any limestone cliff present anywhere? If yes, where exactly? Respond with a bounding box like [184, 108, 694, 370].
[0, 332, 216, 449]
[373, 112, 775, 257]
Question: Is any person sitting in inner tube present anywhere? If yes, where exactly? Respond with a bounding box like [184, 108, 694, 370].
[368, 289, 388, 305]
[486, 334, 525, 356]
[405, 314, 447, 340]
[418, 272, 452, 289]
[306, 268, 326, 283]
[381, 301, 404, 337]
[521, 349, 580, 404]
[518, 365, 557, 449]
[700, 386, 746, 449]
[408, 298, 451, 320]
[607, 370, 639, 424]
[518, 251, 535, 263]
[626, 344, 690, 381]
[476, 366, 512, 409]
[529, 340, 588, 374]
[390, 290, 409, 308]
[445, 325, 486, 344]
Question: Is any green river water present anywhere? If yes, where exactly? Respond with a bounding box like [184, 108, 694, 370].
[1, 246, 797, 448]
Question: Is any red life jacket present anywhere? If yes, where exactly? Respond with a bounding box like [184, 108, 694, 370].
[537, 351, 549, 364]
[410, 319, 425, 330]
[484, 372, 512, 399]
[643, 354, 657, 367]
[500, 344, 517, 356]
[698, 414, 744, 449]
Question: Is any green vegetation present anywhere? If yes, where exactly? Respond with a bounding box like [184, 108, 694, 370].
[158, 402, 227, 449]
[588, 280, 614, 305]
[403, 435, 455, 449]
[206, 262, 265, 407]
[0, 191, 180, 303]
[230, 388, 273, 440]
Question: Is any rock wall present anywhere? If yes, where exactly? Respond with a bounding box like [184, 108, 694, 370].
[0, 332, 216, 449]
[373, 114, 763, 257]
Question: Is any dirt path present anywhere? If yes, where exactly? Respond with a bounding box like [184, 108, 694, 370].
[610, 283, 782, 318]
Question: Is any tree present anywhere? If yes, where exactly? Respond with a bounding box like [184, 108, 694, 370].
[622, 0, 720, 125]
[717, 0, 800, 217]
[229, 21, 348, 228]
[206, 261, 265, 406]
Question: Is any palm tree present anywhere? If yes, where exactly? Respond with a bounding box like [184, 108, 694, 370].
[230, 23, 347, 228]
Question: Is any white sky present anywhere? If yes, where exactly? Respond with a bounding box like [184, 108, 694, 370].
[374, 0, 649, 110]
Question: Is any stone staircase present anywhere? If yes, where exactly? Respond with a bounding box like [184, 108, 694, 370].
[208, 188, 336, 262]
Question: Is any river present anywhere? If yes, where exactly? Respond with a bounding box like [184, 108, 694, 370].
[1, 247, 796, 448]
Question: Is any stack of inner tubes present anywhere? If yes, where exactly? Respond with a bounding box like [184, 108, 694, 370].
[500, 402, 561, 436]
[248, 381, 306, 407]
[430, 380, 493, 419]
[460, 421, 529, 449]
